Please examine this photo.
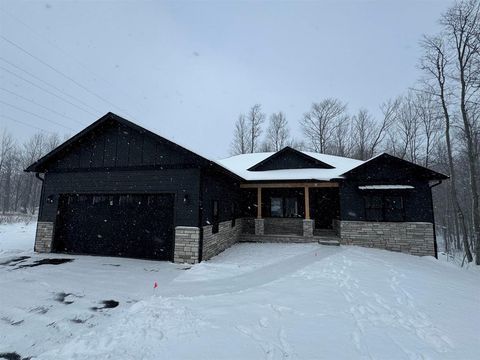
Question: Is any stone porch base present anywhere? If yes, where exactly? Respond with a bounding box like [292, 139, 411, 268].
[34, 221, 54, 253]
[202, 219, 242, 261]
[37, 218, 435, 263]
[174, 226, 200, 264]
[337, 220, 435, 257]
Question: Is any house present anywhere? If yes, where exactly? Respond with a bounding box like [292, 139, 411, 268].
[26, 113, 448, 264]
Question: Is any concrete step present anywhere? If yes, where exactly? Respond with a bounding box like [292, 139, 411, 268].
[317, 239, 340, 246]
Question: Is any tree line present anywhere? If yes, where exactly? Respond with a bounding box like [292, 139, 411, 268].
[0, 130, 63, 218]
[230, 0, 480, 265]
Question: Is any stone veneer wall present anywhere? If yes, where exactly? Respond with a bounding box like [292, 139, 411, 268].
[302, 219, 314, 237]
[254, 218, 264, 235]
[202, 219, 243, 261]
[338, 221, 435, 257]
[174, 226, 200, 264]
[34, 221, 54, 253]
[243, 218, 255, 234]
[264, 218, 303, 235]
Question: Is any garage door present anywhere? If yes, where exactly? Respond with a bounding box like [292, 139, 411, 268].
[54, 193, 174, 260]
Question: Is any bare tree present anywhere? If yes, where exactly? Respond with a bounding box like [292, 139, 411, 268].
[230, 114, 249, 155]
[265, 112, 290, 152]
[421, 34, 473, 262]
[0, 129, 15, 214]
[0, 129, 14, 175]
[441, 0, 480, 264]
[415, 91, 442, 167]
[19, 134, 48, 214]
[288, 138, 307, 151]
[387, 94, 423, 162]
[330, 114, 353, 157]
[301, 98, 347, 153]
[351, 106, 394, 160]
[351, 109, 374, 160]
[246, 104, 265, 153]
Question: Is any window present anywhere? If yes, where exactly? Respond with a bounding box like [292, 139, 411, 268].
[284, 197, 298, 217]
[269, 196, 300, 218]
[384, 196, 404, 222]
[364, 195, 404, 222]
[270, 197, 283, 217]
[365, 195, 382, 221]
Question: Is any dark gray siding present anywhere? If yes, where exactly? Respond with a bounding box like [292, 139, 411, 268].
[48, 121, 199, 171]
[250, 148, 333, 171]
[201, 169, 242, 226]
[339, 155, 436, 223]
[39, 169, 200, 227]
[339, 180, 433, 222]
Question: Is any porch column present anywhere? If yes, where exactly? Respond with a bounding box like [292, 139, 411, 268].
[257, 187, 262, 219]
[255, 187, 264, 235]
[304, 186, 310, 220]
[303, 186, 314, 237]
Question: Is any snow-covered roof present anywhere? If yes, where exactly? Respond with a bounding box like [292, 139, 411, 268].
[358, 185, 415, 190]
[216, 151, 364, 181]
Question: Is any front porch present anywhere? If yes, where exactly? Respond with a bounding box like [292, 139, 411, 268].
[240, 181, 341, 242]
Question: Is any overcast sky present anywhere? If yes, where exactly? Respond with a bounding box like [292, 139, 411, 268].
[0, 0, 452, 159]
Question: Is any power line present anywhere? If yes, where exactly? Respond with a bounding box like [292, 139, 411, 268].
[0, 65, 98, 117]
[0, 57, 102, 114]
[0, 99, 74, 130]
[0, 87, 86, 126]
[0, 114, 52, 133]
[0, 7, 145, 117]
[1, 35, 135, 118]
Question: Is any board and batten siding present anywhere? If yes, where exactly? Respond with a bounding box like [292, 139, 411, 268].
[201, 169, 243, 226]
[39, 169, 200, 227]
[339, 157, 436, 223]
[339, 180, 434, 223]
[47, 121, 201, 171]
[37, 120, 204, 229]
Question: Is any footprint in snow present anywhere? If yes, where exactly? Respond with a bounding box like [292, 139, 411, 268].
[259, 317, 269, 328]
[54, 292, 82, 304]
[1, 317, 24, 326]
[28, 306, 49, 315]
[90, 300, 119, 311]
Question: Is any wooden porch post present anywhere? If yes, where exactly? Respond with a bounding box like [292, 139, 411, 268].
[304, 186, 310, 220]
[257, 187, 262, 219]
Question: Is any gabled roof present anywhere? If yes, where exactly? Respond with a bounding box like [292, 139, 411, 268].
[216, 151, 363, 181]
[342, 153, 449, 181]
[27, 113, 448, 184]
[247, 146, 334, 171]
[216, 151, 449, 182]
[25, 112, 242, 181]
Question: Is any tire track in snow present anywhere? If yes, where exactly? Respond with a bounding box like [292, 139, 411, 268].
[159, 246, 343, 297]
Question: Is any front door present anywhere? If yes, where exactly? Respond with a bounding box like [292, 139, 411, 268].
[312, 188, 339, 229]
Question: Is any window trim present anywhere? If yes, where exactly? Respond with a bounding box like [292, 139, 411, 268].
[231, 202, 236, 227]
[212, 200, 219, 233]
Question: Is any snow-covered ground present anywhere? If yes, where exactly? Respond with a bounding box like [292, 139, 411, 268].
[0, 223, 479, 360]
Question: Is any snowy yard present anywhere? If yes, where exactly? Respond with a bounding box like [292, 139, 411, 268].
[0, 223, 479, 360]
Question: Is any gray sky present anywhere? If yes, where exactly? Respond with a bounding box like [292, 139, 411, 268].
[0, 0, 452, 159]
